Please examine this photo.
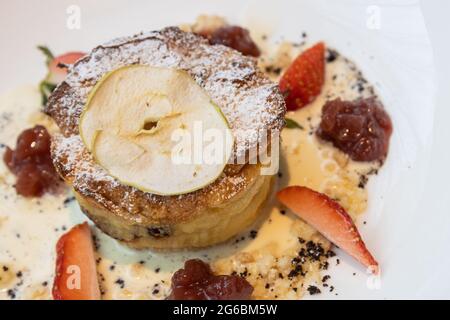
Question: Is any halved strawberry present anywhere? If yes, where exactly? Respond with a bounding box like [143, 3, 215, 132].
[38, 46, 85, 105]
[52, 222, 101, 300]
[279, 42, 325, 111]
[277, 186, 378, 273]
[47, 51, 85, 84]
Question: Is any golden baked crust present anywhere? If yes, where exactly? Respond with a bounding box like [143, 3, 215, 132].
[75, 174, 273, 250]
[51, 134, 273, 248]
[47, 27, 286, 249]
[52, 134, 267, 225]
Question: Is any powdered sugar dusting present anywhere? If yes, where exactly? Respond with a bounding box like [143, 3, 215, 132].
[52, 135, 119, 190]
[46, 27, 285, 162]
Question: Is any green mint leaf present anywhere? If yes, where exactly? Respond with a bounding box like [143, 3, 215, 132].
[285, 118, 304, 130]
[39, 80, 57, 106]
[37, 45, 54, 66]
[42, 81, 56, 92]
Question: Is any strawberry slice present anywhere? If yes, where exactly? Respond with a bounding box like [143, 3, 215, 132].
[47, 51, 85, 84]
[38, 46, 85, 105]
[277, 186, 378, 273]
[279, 42, 325, 111]
[52, 222, 101, 300]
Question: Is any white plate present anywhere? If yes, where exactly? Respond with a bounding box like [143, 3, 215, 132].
[1, 0, 449, 299]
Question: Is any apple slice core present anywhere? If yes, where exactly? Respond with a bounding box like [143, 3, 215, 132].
[80, 65, 233, 195]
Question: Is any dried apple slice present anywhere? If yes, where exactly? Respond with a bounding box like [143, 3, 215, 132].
[80, 65, 233, 195]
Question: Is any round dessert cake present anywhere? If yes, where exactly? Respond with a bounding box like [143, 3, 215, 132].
[46, 27, 286, 249]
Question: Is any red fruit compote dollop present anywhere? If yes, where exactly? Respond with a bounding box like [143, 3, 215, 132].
[317, 98, 393, 162]
[168, 259, 254, 300]
[3, 125, 60, 197]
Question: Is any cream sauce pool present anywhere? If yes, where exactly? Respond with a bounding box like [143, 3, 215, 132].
[0, 42, 381, 300]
